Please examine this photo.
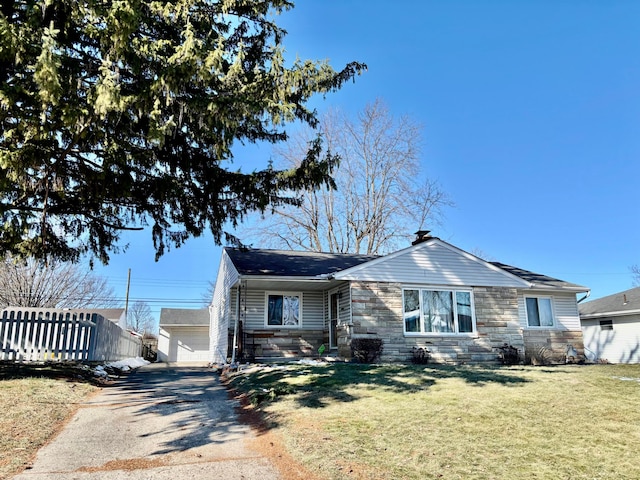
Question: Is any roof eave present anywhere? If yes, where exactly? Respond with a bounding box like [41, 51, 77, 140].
[238, 274, 334, 282]
[580, 309, 640, 319]
[528, 285, 590, 293]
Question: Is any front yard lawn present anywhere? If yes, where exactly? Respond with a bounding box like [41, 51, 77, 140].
[227, 362, 640, 480]
[0, 363, 98, 479]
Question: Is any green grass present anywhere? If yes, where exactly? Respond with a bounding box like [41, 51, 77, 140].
[228, 362, 640, 480]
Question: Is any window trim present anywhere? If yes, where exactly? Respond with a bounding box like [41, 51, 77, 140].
[264, 292, 303, 328]
[402, 286, 477, 336]
[524, 296, 555, 328]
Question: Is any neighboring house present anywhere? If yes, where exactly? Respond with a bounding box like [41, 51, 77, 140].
[210, 231, 589, 364]
[93, 308, 127, 329]
[158, 308, 210, 363]
[579, 286, 640, 363]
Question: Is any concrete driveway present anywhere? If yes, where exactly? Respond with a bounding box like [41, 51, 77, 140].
[13, 363, 280, 479]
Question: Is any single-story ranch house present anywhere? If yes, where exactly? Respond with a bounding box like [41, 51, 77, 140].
[210, 231, 589, 364]
[579, 286, 640, 363]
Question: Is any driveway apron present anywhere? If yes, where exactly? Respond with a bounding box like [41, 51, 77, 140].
[13, 363, 279, 480]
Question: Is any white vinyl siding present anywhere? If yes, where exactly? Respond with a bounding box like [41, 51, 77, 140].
[518, 292, 581, 330]
[209, 250, 240, 363]
[581, 315, 640, 363]
[336, 241, 527, 287]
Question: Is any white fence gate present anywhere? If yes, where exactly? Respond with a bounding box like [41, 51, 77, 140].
[0, 308, 141, 362]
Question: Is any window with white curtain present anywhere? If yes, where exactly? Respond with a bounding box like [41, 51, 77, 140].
[266, 293, 301, 327]
[525, 297, 554, 327]
[403, 288, 475, 334]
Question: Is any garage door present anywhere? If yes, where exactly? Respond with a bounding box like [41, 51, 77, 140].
[171, 327, 210, 363]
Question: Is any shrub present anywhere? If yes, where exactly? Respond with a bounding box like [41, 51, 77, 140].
[496, 343, 520, 365]
[411, 346, 430, 364]
[350, 338, 384, 363]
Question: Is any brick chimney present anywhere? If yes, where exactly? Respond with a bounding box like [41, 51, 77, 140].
[412, 230, 432, 245]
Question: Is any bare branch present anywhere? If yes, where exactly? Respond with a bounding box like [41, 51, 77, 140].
[244, 98, 453, 254]
[0, 255, 119, 309]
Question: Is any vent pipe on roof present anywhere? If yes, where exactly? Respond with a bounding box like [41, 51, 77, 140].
[412, 230, 432, 245]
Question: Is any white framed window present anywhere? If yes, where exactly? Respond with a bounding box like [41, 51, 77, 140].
[525, 297, 554, 327]
[402, 288, 475, 335]
[265, 292, 302, 328]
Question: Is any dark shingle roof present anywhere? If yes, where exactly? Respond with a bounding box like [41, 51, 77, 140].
[490, 262, 587, 290]
[225, 248, 379, 276]
[160, 308, 209, 327]
[579, 286, 640, 317]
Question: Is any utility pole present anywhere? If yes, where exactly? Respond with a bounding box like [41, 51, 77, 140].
[124, 268, 131, 327]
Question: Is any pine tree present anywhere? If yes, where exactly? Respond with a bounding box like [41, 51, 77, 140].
[0, 1, 365, 263]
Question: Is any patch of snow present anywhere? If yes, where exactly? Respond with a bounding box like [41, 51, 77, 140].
[106, 357, 150, 370]
[293, 359, 328, 366]
[91, 357, 149, 378]
[612, 376, 640, 383]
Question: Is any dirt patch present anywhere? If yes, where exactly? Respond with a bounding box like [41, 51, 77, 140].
[77, 456, 170, 472]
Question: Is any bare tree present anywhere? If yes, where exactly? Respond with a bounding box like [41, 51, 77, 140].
[631, 265, 640, 287]
[248, 99, 452, 254]
[201, 281, 216, 307]
[127, 300, 156, 335]
[0, 255, 118, 308]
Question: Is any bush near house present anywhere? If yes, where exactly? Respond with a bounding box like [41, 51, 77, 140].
[227, 362, 640, 480]
[350, 338, 383, 363]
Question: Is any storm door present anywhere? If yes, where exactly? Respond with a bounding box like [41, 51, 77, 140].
[329, 292, 339, 349]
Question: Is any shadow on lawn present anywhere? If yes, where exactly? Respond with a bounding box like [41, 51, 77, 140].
[233, 363, 530, 409]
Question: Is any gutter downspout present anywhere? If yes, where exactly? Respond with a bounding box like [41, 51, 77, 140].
[577, 290, 591, 304]
[230, 280, 243, 365]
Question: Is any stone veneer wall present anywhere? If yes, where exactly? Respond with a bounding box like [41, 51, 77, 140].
[243, 329, 325, 358]
[347, 282, 526, 364]
[522, 330, 585, 364]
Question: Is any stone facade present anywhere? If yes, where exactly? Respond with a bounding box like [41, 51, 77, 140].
[242, 328, 325, 359]
[473, 287, 525, 362]
[239, 283, 584, 365]
[345, 282, 526, 364]
[523, 329, 585, 364]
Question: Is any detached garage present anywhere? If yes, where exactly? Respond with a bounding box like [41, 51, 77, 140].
[158, 308, 210, 363]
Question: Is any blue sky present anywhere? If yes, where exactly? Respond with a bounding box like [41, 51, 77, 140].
[94, 1, 640, 323]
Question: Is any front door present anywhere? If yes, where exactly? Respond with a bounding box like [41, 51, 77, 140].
[329, 292, 339, 349]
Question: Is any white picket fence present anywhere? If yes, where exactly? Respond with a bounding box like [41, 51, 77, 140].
[0, 308, 141, 362]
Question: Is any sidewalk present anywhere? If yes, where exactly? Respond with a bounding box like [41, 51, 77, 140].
[13, 363, 280, 479]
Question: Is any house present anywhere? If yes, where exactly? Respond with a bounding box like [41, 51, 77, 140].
[93, 308, 127, 329]
[579, 286, 640, 363]
[158, 308, 210, 363]
[210, 231, 589, 364]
